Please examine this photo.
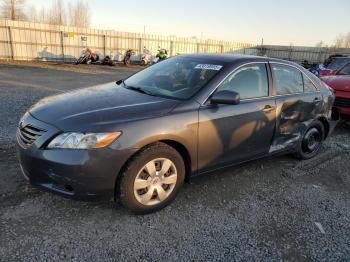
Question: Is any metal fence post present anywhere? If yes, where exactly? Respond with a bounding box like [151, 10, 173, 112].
[7, 26, 14, 60]
[60, 31, 65, 62]
[139, 37, 142, 56]
[170, 41, 174, 56]
[288, 46, 293, 61]
[103, 35, 106, 57]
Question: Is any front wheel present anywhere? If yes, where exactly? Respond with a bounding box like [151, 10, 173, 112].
[75, 56, 86, 65]
[118, 143, 185, 214]
[123, 58, 130, 66]
[294, 120, 325, 160]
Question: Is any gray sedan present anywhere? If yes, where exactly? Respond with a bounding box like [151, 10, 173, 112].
[17, 54, 338, 214]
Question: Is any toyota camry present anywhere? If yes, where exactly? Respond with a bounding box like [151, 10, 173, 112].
[17, 54, 338, 214]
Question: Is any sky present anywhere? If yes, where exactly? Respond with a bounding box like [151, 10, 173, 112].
[27, 0, 350, 46]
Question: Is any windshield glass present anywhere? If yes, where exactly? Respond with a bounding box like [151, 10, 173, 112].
[338, 63, 350, 75]
[124, 57, 224, 100]
[327, 58, 350, 70]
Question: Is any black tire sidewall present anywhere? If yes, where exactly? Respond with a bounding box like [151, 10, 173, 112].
[295, 120, 325, 160]
[119, 143, 185, 214]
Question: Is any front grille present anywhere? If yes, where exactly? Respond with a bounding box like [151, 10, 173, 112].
[334, 97, 350, 108]
[17, 124, 46, 148]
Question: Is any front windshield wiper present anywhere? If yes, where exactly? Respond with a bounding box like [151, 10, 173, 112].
[124, 85, 158, 97]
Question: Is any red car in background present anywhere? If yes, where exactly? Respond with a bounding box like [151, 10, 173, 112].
[321, 62, 350, 118]
[319, 56, 350, 77]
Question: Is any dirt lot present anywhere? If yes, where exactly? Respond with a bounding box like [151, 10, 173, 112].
[0, 61, 349, 261]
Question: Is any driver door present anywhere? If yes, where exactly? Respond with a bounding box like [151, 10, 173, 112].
[197, 63, 276, 173]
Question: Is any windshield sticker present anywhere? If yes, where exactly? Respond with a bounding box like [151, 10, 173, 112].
[194, 64, 223, 71]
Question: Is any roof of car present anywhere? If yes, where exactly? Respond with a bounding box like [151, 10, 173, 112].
[333, 57, 350, 60]
[178, 53, 296, 65]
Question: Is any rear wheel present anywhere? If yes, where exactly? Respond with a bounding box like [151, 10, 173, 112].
[124, 58, 130, 66]
[118, 143, 185, 214]
[294, 120, 325, 160]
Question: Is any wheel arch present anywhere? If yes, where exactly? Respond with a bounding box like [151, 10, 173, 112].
[159, 139, 192, 182]
[114, 139, 193, 201]
[317, 116, 330, 138]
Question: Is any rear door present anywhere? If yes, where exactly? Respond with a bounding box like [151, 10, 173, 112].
[269, 63, 322, 152]
[197, 63, 276, 172]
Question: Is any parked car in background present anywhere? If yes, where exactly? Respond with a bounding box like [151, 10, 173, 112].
[319, 56, 350, 77]
[321, 62, 350, 119]
[17, 55, 338, 214]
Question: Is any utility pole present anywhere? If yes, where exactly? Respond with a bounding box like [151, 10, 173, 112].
[11, 0, 16, 20]
[260, 38, 264, 56]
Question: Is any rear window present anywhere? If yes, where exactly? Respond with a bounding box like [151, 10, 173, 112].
[303, 75, 318, 92]
[272, 64, 303, 95]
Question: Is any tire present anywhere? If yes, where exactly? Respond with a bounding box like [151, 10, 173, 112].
[124, 58, 130, 66]
[293, 120, 325, 160]
[75, 56, 85, 65]
[118, 142, 185, 214]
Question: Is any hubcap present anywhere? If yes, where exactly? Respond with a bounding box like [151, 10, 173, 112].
[302, 127, 321, 154]
[133, 158, 177, 206]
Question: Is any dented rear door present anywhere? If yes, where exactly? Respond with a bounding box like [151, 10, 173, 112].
[269, 63, 322, 153]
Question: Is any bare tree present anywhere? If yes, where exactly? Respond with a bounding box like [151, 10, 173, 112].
[334, 35, 344, 48]
[38, 7, 47, 24]
[333, 33, 350, 48]
[47, 0, 66, 25]
[344, 32, 350, 48]
[1, 0, 27, 20]
[68, 0, 90, 28]
[315, 41, 325, 48]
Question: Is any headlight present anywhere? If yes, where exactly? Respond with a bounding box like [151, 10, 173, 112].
[47, 132, 122, 149]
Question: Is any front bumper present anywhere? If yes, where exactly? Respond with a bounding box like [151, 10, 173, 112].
[334, 92, 350, 117]
[17, 113, 137, 201]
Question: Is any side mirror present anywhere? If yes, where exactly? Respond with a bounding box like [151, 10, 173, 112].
[210, 90, 240, 105]
[116, 79, 123, 85]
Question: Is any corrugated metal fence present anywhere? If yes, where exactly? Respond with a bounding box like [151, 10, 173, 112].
[233, 45, 350, 64]
[1, 19, 350, 64]
[0, 19, 251, 62]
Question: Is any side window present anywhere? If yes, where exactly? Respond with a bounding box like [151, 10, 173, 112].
[272, 64, 303, 95]
[303, 74, 318, 92]
[217, 64, 269, 99]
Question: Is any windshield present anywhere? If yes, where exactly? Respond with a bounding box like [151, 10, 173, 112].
[327, 58, 350, 70]
[338, 63, 350, 75]
[124, 57, 224, 100]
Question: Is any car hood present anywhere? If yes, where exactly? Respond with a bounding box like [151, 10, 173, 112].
[29, 82, 181, 131]
[320, 75, 350, 92]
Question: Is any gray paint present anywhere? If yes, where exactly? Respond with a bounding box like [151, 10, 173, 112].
[17, 54, 338, 200]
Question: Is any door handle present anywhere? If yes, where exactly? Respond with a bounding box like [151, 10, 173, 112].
[314, 97, 322, 103]
[262, 105, 275, 112]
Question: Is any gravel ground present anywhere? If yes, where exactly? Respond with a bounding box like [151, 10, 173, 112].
[0, 62, 349, 261]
